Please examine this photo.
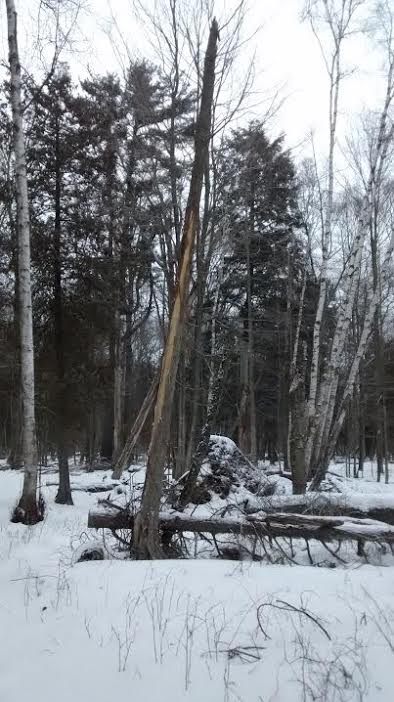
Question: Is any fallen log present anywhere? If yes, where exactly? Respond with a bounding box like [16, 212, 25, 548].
[255, 493, 394, 525]
[46, 481, 121, 494]
[88, 506, 394, 545]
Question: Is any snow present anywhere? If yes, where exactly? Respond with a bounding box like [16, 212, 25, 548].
[1, 467, 394, 701]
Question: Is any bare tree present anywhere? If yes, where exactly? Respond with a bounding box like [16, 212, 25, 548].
[302, 0, 366, 477]
[310, 29, 394, 486]
[6, 0, 42, 524]
[133, 18, 219, 559]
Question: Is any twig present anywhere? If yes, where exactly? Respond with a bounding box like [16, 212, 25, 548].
[257, 599, 331, 641]
[321, 539, 348, 564]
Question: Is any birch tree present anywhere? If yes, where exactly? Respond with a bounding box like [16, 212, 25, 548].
[302, 0, 366, 477]
[6, 0, 43, 524]
[286, 0, 394, 491]
[308, 4, 394, 486]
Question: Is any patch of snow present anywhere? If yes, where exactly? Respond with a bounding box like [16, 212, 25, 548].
[1, 465, 394, 701]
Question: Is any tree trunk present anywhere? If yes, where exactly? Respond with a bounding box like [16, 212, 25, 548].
[53, 106, 73, 505]
[8, 238, 22, 469]
[184, 310, 203, 473]
[174, 354, 187, 479]
[184, 159, 214, 471]
[289, 343, 308, 494]
[90, 492, 394, 529]
[304, 34, 340, 475]
[7, 0, 42, 524]
[370, 212, 385, 482]
[358, 381, 365, 478]
[112, 306, 125, 463]
[133, 19, 219, 559]
[238, 330, 249, 455]
[288, 274, 307, 492]
[246, 233, 257, 464]
[282, 245, 293, 471]
[179, 270, 224, 506]
[90, 509, 394, 548]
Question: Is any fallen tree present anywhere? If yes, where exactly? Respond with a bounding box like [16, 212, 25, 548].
[252, 493, 394, 525]
[88, 505, 394, 546]
[46, 480, 122, 494]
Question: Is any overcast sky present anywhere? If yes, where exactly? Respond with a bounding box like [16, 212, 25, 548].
[0, 0, 388, 160]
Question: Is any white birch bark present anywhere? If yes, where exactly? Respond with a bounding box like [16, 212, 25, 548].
[305, 2, 344, 472]
[325, 223, 394, 462]
[311, 57, 394, 476]
[313, 199, 369, 466]
[6, 0, 41, 524]
[304, 0, 391, 480]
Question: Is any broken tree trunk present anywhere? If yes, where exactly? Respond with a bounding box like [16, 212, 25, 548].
[111, 374, 158, 480]
[89, 508, 394, 546]
[133, 19, 219, 559]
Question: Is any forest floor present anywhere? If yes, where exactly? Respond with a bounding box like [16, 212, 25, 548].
[1, 462, 394, 701]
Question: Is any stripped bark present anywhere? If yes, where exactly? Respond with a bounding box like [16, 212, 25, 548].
[133, 20, 219, 559]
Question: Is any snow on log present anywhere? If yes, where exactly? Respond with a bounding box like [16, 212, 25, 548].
[256, 493, 394, 524]
[88, 506, 394, 544]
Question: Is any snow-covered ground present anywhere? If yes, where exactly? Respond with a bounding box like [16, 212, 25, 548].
[2, 465, 394, 701]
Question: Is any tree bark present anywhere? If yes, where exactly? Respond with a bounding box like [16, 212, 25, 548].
[178, 270, 224, 506]
[174, 354, 187, 479]
[238, 329, 249, 455]
[305, 23, 341, 474]
[246, 230, 257, 463]
[184, 163, 212, 473]
[7, 0, 42, 524]
[289, 374, 308, 494]
[53, 104, 73, 505]
[8, 233, 22, 469]
[288, 274, 307, 492]
[112, 306, 125, 463]
[133, 19, 219, 558]
[370, 208, 385, 482]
